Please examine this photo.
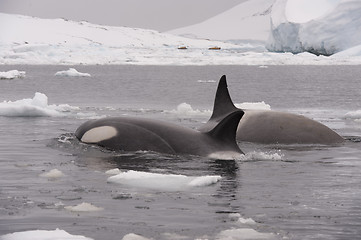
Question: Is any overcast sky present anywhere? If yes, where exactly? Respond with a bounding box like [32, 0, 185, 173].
[0, 0, 246, 31]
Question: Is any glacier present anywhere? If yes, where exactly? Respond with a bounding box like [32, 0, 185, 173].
[267, 0, 361, 55]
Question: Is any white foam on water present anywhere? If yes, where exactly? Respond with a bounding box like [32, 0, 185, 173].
[240, 151, 284, 161]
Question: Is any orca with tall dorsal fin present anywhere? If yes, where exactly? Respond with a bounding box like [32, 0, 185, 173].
[75, 75, 244, 159]
[201, 76, 343, 144]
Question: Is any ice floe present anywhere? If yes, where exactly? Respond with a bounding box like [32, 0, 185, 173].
[0, 92, 80, 117]
[64, 202, 103, 212]
[107, 169, 222, 191]
[55, 68, 91, 77]
[39, 169, 65, 178]
[0, 228, 93, 240]
[345, 110, 361, 122]
[167, 103, 211, 117]
[0, 70, 26, 79]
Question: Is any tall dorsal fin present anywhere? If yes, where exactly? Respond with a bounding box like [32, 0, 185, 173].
[199, 75, 241, 133]
[210, 75, 239, 122]
[206, 110, 244, 153]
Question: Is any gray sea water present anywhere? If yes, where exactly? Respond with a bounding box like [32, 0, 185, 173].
[1, 65, 361, 240]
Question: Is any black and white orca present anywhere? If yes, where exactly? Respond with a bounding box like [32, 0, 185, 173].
[75, 75, 244, 159]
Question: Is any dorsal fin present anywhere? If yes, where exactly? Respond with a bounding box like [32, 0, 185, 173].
[206, 110, 244, 153]
[199, 75, 241, 132]
[210, 75, 239, 122]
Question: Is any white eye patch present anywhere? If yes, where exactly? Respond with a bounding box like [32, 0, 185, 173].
[81, 126, 117, 143]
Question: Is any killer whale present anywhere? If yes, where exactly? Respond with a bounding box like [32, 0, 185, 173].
[236, 110, 344, 144]
[75, 75, 244, 159]
[199, 75, 343, 144]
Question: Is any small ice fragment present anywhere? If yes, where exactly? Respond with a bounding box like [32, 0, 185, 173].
[39, 169, 64, 178]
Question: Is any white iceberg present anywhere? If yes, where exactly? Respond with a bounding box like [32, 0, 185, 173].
[55, 68, 91, 77]
[267, 0, 361, 55]
[0, 70, 26, 79]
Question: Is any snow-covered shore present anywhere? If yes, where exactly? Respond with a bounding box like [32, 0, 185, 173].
[1, 11, 361, 65]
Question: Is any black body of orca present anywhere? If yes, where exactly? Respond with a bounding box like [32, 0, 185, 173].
[75, 75, 244, 159]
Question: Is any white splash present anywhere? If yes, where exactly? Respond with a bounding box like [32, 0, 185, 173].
[240, 151, 284, 161]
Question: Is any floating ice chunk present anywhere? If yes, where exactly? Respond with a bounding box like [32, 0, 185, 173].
[197, 79, 217, 83]
[0, 92, 79, 117]
[55, 68, 91, 77]
[235, 102, 271, 110]
[0, 228, 93, 240]
[238, 217, 257, 225]
[0, 70, 25, 79]
[39, 169, 64, 178]
[107, 170, 221, 191]
[345, 110, 361, 121]
[122, 233, 152, 240]
[64, 202, 103, 212]
[167, 103, 211, 116]
[216, 228, 276, 240]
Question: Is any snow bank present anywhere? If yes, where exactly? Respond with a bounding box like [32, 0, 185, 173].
[64, 202, 103, 212]
[0, 70, 26, 79]
[0, 228, 93, 240]
[267, 0, 361, 55]
[0, 92, 80, 117]
[55, 68, 91, 77]
[107, 169, 222, 191]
